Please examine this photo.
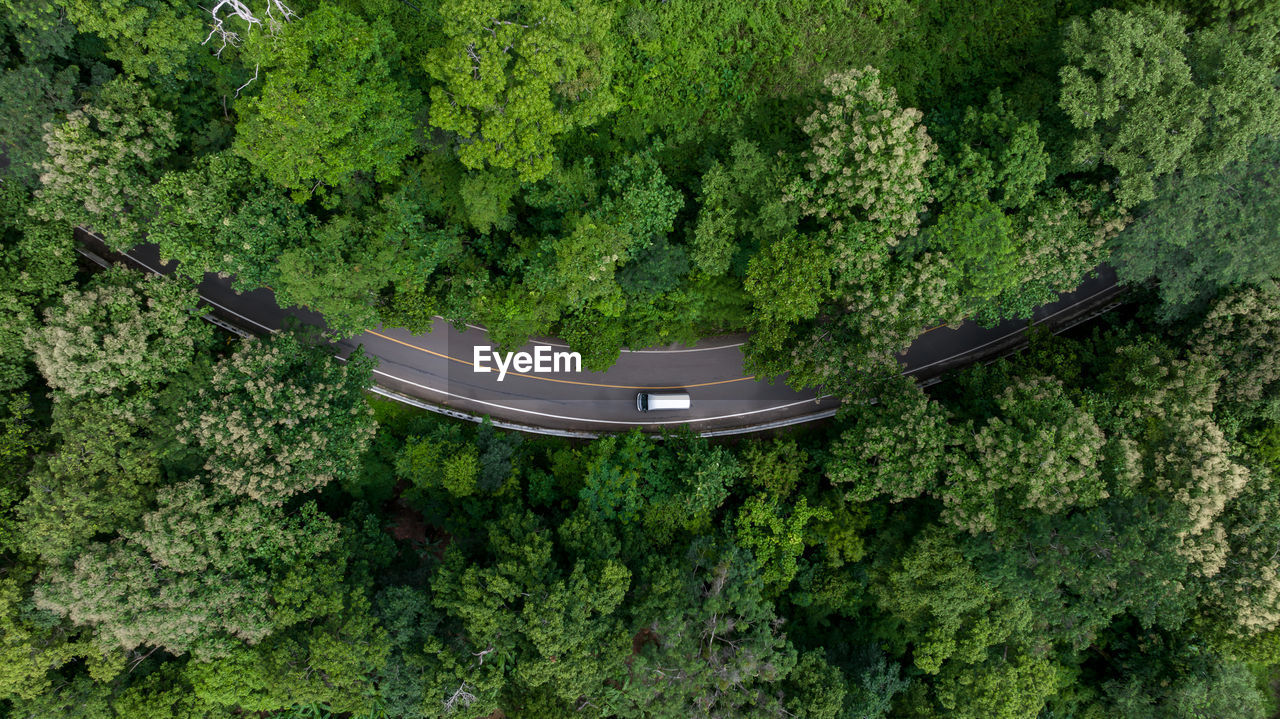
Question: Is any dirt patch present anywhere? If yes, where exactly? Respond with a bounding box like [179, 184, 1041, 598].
[382, 480, 452, 560]
[631, 627, 660, 654]
[386, 496, 428, 542]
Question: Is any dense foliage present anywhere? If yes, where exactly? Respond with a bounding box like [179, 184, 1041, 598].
[9, 0, 1274, 391]
[3, 0, 1280, 717]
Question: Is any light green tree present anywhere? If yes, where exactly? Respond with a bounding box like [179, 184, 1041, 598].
[35, 481, 344, 658]
[786, 66, 936, 242]
[942, 375, 1107, 534]
[829, 374, 953, 502]
[424, 0, 617, 182]
[51, 0, 201, 79]
[147, 152, 313, 292]
[16, 397, 160, 564]
[1190, 283, 1280, 418]
[235, 5, 418, 197]
[31, 76, 178, 242]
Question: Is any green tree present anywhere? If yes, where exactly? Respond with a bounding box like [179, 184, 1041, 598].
[925, 199, 1021, 305]
[931, 89, 1049, 211]
[16, 397, 160, 564]
[235, 5, 418, 198]
[147, 152, 314, 292]
[31, 76, 178, 242]
[429, 509, 632, 713]
[925, 652, 1065, 719]
[51, 0, 201, 79]
[396, 427, 482, 500]
[612, 539, 815, 718]
[184, 592, 391, 715]
[926, 91, 1118, 322]
[744, 232, 833, 355]
[1109, 136, 1280, 317]
[873, 526, 1035, 676]
[642, 432, 741, 543]
[577, 431, 656, 523]
[423, 0, 617, 182]
[0, 62, 79, 186]
[971, 186, 1120, 324]
[1190, 283, 1280, 419]
[482, 144, 683, 354]
[745, 250, 963, 397]
[1, 0, 76, 63]
[735, 493, 831, 591]
[942, 375, 1107, 534]
[786, 66, 936, 241]
[26, 268, 208, 398]
[1059, 7, 1280, 207]
[34, 481, 344, 658]
[177, 333, 376, 506]
[0, 565, 84, 702]
[0, 183, 77, 392]
[829, 374, 953, 502]
[691, 140, 797, 277]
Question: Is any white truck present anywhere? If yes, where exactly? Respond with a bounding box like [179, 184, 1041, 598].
[636, 392, 691, 412]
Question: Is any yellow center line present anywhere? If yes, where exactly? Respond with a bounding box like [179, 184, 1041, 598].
[364, 330, 757, 390]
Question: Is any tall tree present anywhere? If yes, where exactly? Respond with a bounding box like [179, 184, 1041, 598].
[423, 0, 617, 182]
[176, 333, 376, 506]
[25, 267, 208, 399]
[1059, 6, 1279, 207]
[234, 5, 418, 198]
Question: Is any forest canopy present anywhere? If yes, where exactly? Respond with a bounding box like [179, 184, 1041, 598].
[2, 0, 1280, 717]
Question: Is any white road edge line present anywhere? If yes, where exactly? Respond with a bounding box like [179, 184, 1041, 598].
[370, 368, 833, 425]
[112, 246, 783, 421]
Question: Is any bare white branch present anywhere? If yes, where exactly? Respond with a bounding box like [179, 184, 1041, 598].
[234, 63, 259, 97]
[471, 644, 495, 665]
[442, 682, 477, 714]
[202, 0, 297, 56]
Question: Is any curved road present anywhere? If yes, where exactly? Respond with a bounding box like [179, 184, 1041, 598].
[79, 231, 1123, 435]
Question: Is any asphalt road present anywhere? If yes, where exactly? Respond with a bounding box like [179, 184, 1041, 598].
[83, 232, 1123, 434]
